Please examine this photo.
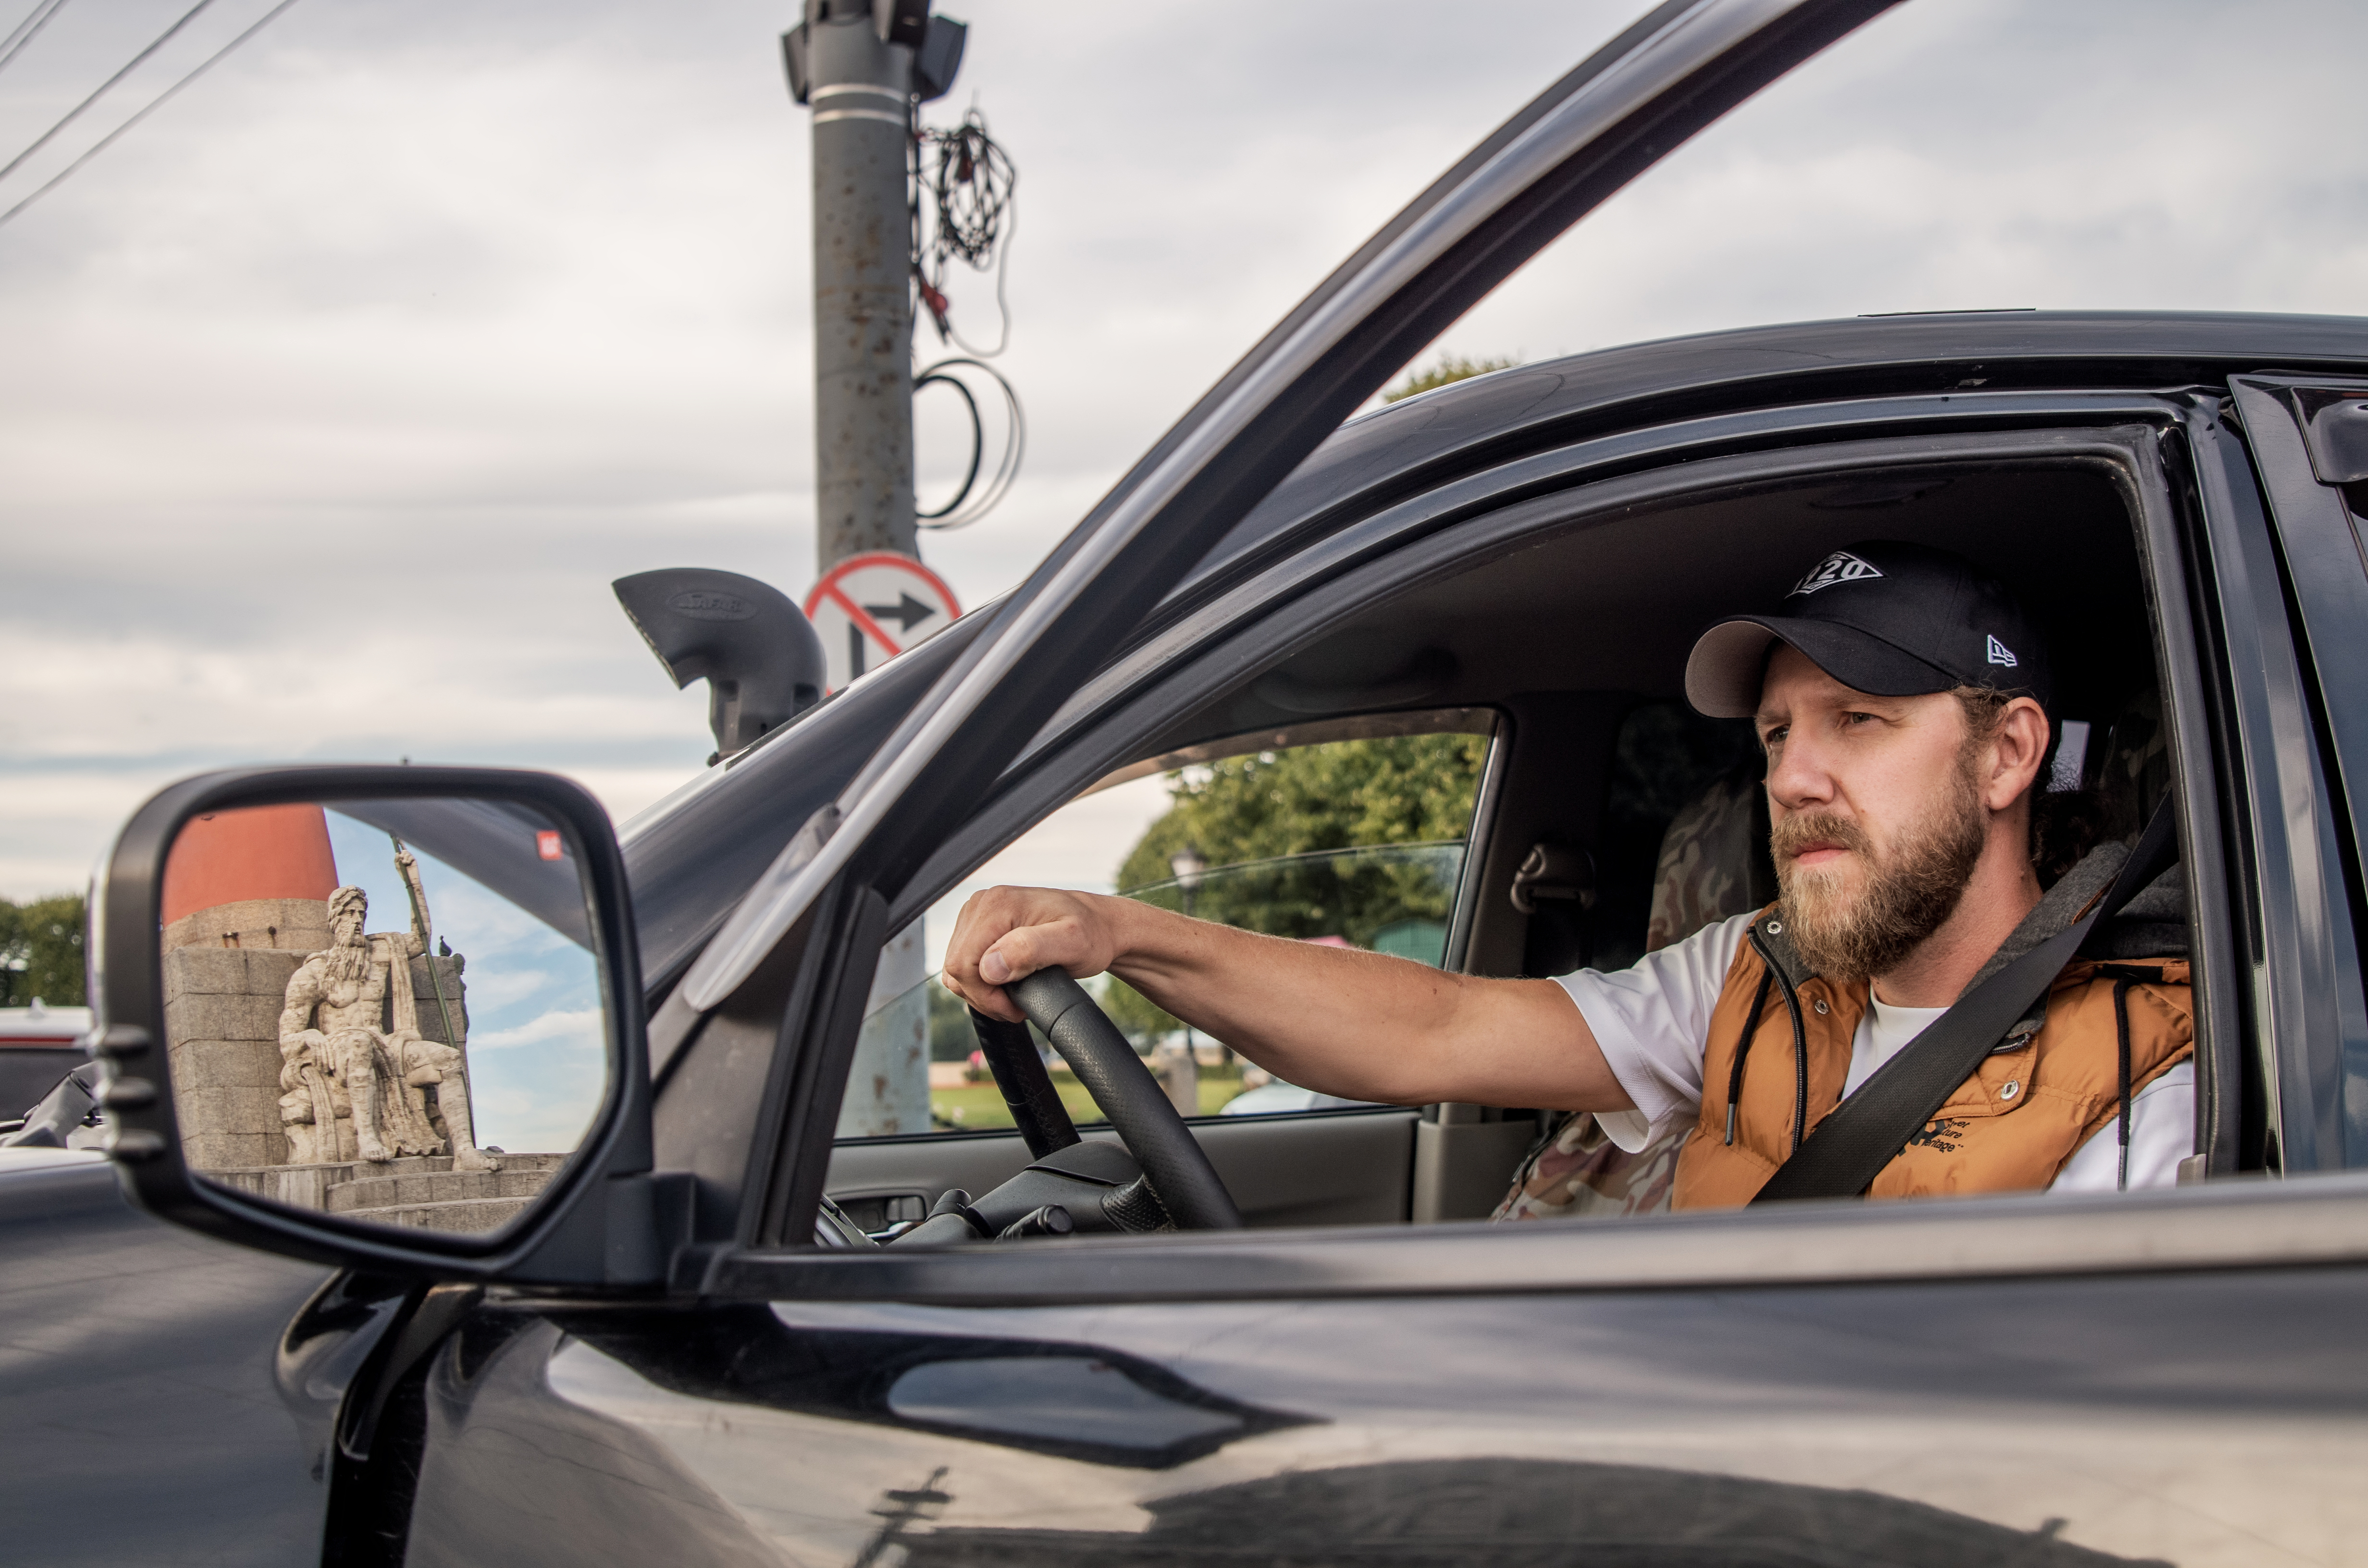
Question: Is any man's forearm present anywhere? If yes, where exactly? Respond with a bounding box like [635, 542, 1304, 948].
[1096, 896, 1631, 1112]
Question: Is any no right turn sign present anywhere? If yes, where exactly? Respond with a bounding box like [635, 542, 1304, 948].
[802, 553, 962, 692]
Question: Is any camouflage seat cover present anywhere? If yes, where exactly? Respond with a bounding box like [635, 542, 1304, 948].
[1494, 769, 1763, 1222]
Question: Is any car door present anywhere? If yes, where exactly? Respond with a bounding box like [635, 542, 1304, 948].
[384, 374, 2368, 1568]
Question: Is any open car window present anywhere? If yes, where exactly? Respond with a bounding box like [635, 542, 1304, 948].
[833, 713, 1498, 1140]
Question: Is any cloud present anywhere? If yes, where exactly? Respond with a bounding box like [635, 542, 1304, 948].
[456, 966, 552, 1015]
[464, 999, 605, 1151]
[5, 0, 2368, 899]
[468, 1004, 601, 1054]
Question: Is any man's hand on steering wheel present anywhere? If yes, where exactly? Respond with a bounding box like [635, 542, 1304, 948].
[943, 886, 1130, 1024]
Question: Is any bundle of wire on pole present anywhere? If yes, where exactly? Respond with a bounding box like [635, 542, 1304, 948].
[909, 106, 1023, 530]
[913, 355, 1024, 530]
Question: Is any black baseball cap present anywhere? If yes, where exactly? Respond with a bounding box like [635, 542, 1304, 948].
[1684, 540, 2052, 719]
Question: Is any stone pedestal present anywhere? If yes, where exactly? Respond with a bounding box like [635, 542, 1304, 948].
[162, 896, 330, 958]
[207, 1152, 563, 1234]
[163, 945, 310, 1171]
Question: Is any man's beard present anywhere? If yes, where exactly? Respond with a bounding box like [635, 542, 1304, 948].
[1771, 748, 1989, 984]
[325, 937, 372, 986]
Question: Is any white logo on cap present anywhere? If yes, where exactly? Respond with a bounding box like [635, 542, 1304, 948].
[1789, 550, 1884, 596]
[1986, 634, 2019, 668]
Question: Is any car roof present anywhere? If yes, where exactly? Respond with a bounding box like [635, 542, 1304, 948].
[1185, 310, 2368, 596]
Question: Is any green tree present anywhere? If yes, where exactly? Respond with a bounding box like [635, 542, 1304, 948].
[0, 893, 87, 1008]
[1383, 353, 1517, 404]
[1103, 735, 1485, 1040]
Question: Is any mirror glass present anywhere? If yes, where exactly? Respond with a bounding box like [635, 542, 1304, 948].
[158, 795, 608, 1237]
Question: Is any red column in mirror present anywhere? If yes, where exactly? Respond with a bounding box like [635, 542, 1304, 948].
[162, 803, 339, 938]
[160, 805, 341, 1176]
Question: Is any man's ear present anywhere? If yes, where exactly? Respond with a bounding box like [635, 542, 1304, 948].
[1986, 696, 2052, 811]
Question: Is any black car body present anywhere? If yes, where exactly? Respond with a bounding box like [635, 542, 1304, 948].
[11, 1, 2368, 1563]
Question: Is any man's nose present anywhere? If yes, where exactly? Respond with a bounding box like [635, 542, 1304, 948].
[1765, 731, 1835, 813]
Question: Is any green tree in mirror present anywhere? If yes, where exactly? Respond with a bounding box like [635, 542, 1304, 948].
[1105, 734, 1486, 1041]
[0, 894, 86, 1007]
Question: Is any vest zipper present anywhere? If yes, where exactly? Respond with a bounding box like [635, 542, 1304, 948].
[1726, 967, 1776, 1146]
[1778, 968, 1809, 1155]
[1744, 925, 1814, 1156]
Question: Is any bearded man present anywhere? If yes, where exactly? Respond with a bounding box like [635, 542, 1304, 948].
[944, 541, 2194, 1205]
[278, 878, 501, 1175]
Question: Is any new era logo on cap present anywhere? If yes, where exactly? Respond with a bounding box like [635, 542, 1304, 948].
[1789, 550, 1885, 597]
[1986, 634, 2018, 668]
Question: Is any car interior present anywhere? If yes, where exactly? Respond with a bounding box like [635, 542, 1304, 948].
[824, 453, 2181, 1242]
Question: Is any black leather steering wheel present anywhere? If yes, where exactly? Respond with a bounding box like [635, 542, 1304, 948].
[1007, 969, 1243, 1230]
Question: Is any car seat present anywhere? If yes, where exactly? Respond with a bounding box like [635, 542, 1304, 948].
[1493, 764, 1769, 1222]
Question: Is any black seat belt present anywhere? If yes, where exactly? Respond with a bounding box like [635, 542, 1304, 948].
[1751, 800, 2180, 1204]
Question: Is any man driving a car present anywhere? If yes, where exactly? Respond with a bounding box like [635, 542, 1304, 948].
[943, 541, 2195, 1205]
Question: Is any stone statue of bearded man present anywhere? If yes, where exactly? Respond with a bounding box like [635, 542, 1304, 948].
[277, 869, 499, 1173]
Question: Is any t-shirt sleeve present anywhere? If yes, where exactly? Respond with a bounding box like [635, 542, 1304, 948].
[1554, 911, 1753, 1153]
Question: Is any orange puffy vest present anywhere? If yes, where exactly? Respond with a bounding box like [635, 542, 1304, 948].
[1671, 906, 2193, 1210]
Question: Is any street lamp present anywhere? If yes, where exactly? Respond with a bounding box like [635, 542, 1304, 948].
[1169, 845, 1208, 908]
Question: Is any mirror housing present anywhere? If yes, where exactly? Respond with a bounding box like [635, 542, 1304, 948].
[613, 568, 825, 761]
[91, 765, 684, 1286]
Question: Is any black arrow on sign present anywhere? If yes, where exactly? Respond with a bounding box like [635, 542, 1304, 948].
[862, 593, 937, 632]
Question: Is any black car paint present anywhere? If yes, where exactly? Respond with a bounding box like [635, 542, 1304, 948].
[387, 1249, 2368, 1565]
[0, 1152, 351, 1566]
[12, 312, 2368, 1563]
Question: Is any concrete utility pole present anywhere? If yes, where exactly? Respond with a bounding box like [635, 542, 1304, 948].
[783, 0, 965, 1140]
[786, 0, 964, 577]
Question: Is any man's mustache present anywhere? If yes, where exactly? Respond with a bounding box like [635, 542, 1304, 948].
[1771, 811, 1874, 867]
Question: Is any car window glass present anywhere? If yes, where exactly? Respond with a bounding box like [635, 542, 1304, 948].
[835, 726, 1493, 1140]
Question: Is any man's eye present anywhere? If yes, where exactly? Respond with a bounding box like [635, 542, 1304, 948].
[1761, 725, 1787, 748]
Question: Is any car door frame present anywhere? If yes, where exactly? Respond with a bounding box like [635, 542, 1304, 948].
[2221, 376, 2368, 1172]
[688, 387, 2309, 1296]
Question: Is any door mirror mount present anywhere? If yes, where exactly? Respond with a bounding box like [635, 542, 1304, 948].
[90, 764, 679, 1286]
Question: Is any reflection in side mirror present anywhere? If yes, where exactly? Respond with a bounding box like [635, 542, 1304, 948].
[158, 795, 609, 1237]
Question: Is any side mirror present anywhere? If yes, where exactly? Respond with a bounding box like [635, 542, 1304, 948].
[89, 765, 681, 1285]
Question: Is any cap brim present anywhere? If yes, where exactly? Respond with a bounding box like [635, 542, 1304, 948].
[1684, 616, 1960, 719]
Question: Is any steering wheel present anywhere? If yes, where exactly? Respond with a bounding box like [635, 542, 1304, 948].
[1008, 969, 1243, 1230]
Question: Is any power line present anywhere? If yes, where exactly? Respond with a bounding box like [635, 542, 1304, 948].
[0, 0, 303, 233]
[0, 0, 74, 77]
[0, 0, 217, 186]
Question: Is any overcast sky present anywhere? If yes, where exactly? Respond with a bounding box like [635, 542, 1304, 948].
[5, 0, 2367, 899]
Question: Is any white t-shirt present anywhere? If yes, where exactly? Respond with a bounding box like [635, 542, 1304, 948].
[1557, 912, 2192, 1193]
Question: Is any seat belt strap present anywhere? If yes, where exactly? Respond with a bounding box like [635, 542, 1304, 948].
[1750, 800, 2179, 1205]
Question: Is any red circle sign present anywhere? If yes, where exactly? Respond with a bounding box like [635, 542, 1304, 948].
[802, 553, 962, 692]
